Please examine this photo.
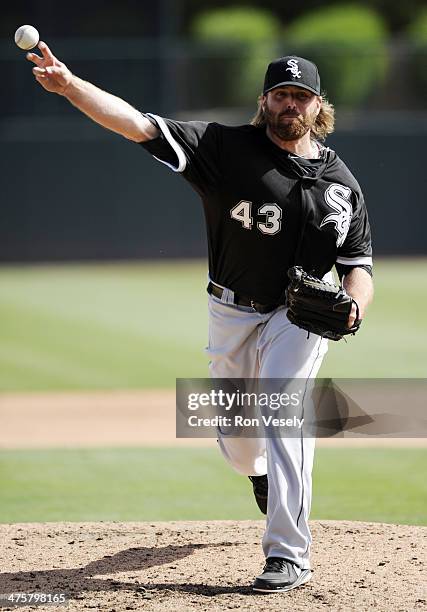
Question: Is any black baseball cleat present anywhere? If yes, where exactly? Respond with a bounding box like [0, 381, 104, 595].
[248, 474, 268, 514]
[252, 557, 312, 593]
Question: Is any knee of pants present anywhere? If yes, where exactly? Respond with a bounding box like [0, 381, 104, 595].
[217, 437, 267, 476]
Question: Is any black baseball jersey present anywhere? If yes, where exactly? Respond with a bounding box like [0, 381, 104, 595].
[140, 114, 372, 304]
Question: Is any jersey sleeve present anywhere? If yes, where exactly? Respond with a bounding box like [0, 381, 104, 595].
[336, 189, 373, 270]
[138, 113, 222, 194]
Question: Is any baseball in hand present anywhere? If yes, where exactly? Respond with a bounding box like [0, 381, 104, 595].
[14, 25, 39, 50]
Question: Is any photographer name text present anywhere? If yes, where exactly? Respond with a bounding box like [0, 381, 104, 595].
[187, 415, 304, 428]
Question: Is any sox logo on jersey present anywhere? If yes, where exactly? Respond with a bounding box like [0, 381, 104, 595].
[320, 183, 353, 247]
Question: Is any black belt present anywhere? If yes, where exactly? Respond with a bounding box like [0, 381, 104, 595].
[207, 282, 281, 314]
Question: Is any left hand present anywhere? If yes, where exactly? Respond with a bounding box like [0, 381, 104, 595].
[342, 267, 373, 330]
[347, 301, 360, 329]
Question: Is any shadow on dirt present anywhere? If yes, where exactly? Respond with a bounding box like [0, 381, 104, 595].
[142, 583, 257, 596]
[0, 542, 254, 600]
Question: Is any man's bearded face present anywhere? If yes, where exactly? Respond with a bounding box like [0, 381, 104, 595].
[263, 90, 319, 141]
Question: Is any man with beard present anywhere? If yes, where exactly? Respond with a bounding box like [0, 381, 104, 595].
[27, 48, 373, 592]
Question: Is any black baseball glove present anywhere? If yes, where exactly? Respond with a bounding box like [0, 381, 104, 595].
[285, 266, 361, 341]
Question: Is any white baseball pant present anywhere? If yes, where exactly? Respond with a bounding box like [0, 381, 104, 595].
[206, 291, 328, 569]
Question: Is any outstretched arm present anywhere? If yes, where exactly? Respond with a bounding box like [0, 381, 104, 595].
[27, 41, 159, 143]
[343, 267, 374, 328]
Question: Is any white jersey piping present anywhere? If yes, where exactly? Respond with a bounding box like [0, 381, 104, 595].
[146, 113, 187, 173]
[336, 256, 373, 266]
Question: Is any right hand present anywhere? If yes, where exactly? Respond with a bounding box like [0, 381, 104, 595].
[26, 41, 72, 95]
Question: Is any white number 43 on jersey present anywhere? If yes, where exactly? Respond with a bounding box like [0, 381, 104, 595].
[230, 200, 282, 235]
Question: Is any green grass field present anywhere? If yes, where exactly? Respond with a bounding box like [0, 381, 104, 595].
[0, 259, 425, 527]
[0, 258, 426, 391]
[0, 447, 425, 525]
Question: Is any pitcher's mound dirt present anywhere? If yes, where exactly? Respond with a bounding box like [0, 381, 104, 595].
[0, 520, 425, 611]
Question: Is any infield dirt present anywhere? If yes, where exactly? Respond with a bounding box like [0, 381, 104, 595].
[0, 520, 425, 611]
[0, 390, 425, 448]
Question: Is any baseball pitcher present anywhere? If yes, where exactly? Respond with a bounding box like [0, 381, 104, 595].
[27, 44, 374, 593]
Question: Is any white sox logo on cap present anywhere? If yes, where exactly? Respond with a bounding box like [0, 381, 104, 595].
[263, 56, 320, 95]
[285, 59, 302, 79]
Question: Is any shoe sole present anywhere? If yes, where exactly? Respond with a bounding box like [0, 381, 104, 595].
[252, 569, 312, 593]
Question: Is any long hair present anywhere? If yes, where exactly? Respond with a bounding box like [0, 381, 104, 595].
[250, 93, 335, 141]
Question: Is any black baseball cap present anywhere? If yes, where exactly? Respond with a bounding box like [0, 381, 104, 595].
[263, 56, 321, 95]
